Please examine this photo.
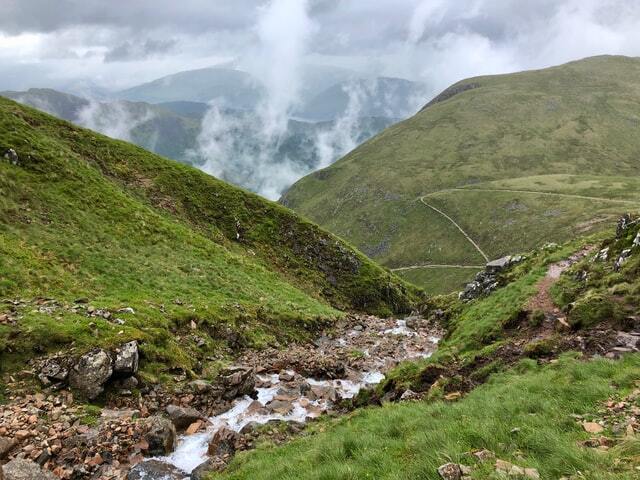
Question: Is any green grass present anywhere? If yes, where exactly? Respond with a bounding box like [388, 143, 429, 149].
[214, 354, 640, 480]
[0, 97, 420, 376]
[283, 55, 640, 293]
[396, 267, 482, 296]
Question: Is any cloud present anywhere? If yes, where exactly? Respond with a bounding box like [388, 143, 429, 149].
[104, 38, 177, 63]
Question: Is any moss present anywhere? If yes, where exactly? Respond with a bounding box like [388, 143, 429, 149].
[524, 337, 560, 358]
[528, 310, 546, 328]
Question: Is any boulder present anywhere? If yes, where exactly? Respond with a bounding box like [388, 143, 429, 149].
[2, 459, 56, 480]
[113, 341, 139, 376]
[143, 416, 176, 456]
[207, 427, 241, 457]
[616, 332, 639, 350]
[485, 256, 512, 274]
[219, 366, 256, 400]
[127, 460, 186, 480]
[68, 349, 113, 400]
[165, 404, 204, 430]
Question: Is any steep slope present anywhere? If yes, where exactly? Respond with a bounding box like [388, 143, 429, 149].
[208, 217, 640, 480]
[282, 55, 640, 293]
[0, 96, 419, 376]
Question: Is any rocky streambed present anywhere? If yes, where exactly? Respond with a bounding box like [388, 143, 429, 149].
[137, 315, 442, 478]
[0, 314, 442, 479]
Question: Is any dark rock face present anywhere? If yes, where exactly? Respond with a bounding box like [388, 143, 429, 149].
[2, 459, 57, 480]
[143, 416, 176, 456]
[113, 341, 139, 376]
[165, 404, 204, 430]
[68, 350, 113, 400]
[127, 460, 186, 480]
[459, 255, 522, 301]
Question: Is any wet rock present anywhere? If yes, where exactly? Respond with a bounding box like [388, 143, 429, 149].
[245, 400, 268, 416]
[437, 463, 462, 480]
[127, 460, 186, 480]
[68, 349, 113, 400]
[143, 416, 176, 456]
[207, 427, 241, 456]
[239, 421, 262, 435]
[616, 331, 639, 350]
[2, 459, 56, 480]
[266, 399, 294, 415]
[3, 149, 19, 166]
[278, 370, 295, 382]
[113, 341, 139, 376]
[307, 384, 338, 403]
[191, 458, 225, 479]
[220, 366, 256, 400]
[165, 404, 204, 430]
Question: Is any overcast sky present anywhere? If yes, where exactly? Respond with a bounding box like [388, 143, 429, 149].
[1, 0, 640, 94]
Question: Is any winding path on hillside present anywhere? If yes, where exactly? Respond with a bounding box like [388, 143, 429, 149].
[419, 196, 490, 262]
[391, 264, 484, 272]
[435, 187, 640, 206]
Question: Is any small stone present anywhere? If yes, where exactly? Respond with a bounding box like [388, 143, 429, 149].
[582, 422, 604, 433]
[444, 392, 462, 401]
[472, 449, 495, 462]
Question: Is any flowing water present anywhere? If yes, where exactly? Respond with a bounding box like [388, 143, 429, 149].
[156, 319, 441, 474]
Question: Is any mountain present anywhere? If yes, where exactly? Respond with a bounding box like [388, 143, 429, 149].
[2, 88, 399, 199]
[117, 67, 265, 108]
[0, 96, 419, 375]
[282, 55, 640, 293]
[296, 77, 427, 121]
[1, 88, 201, 163]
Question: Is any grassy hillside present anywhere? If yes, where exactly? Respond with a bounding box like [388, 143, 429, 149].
[212, 219, 640, 480]
[282, 55, 640, 293]
[0, 97, 419, 377]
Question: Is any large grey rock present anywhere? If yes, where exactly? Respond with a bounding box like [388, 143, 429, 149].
[616, 331, 639, 350]
[165, 404, 204, 430]
[68, 349, 113, 399]
[113, 341, 139, 376]
[2, 459, 56, 480]
[143, 416, 176, 456]
[485, 256, 512, 273]
[127, 460, 186, 480]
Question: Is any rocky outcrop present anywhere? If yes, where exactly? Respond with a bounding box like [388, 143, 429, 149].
[39, 342, 139, 399]
[459, 255, 522, 301]
[2, 459, 56, 480]
[165, 405, 204, 431]
[421, 82, 480, 111]
[68, 350, 113, 400]
[127, 460, 186, 480]
[142, 416, 176, 456]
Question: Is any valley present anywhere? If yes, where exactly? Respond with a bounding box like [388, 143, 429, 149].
[1, 5, 640, 477]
